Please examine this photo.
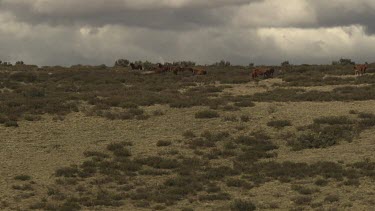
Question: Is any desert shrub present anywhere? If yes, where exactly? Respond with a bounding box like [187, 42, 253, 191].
[314, 178, 329, 186]
[357, 112, 375, 119]
[222, 105, 240, 111]
[198, 192, 231, 201]
[186, 137, 216, 149]
[224, 141, 237, 150]
[291, 185, 318, 195]
[180, 208, 194, 211]
[24, 114, 42, 121]
[138, 169, 169, 176]
[59, 201, 81, 211]
[240, 115, 250, 122]
[0, 115, 7, 124]
[156, 140, 172, 147]
[290, 131, 337, 150]
[55, 166, 79, 177]
[201, 131, 230, 142]
[223, 115, 238, 122]
[351, 159, 375, 178]
[230, 199, 256, 211]
[182, 130, 196, 138]
[135, 114, 150, 120]
[14, 174, 32, 181]
[120, 102, 138, 109]
[324, 194, 340, 203]
[128, 108, 144, 116]
[205, 166, 239, 180]
[226, 179, 253, 189]
[152, 110, 165, 116]
[267, 120, 292, 129]
[83, 151, 109, 159]
[195, 110, 220, 119]
[107, 143, 131, 157]
[343, 178, 360, 186]
[206, 183, 221, 193]
[234, 134, 278, 163]
[292, 196, 312, 205]
[153, 205, 166, 210]
[250, 85, 375, 102]
[358, 114, 375, 129]
[4, 121, 18, 127]
[313, 116, 354, 125]
[289, 116, 360, 150]
[349, 110, 358, 114]
[135, 156, 179, 169]
[12, 184, 34, 191]
[234, 99, 255, 107]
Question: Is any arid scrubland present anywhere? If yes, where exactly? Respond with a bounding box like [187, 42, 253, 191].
[0, 63, 374, 210]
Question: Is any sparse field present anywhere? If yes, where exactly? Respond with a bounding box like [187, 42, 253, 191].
[1, 64, 375, 210]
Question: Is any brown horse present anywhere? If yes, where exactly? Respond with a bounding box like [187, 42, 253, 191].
[154, 63, 174, 73]
[252, 67, 274, 79]
[184, 67, 207, 75]
[252, 68, 267, 79]
[354, 63, 368, 76]
[130, 63, 143, 70]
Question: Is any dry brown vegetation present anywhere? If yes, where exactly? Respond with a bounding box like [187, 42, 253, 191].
[0, 63, 375, 210]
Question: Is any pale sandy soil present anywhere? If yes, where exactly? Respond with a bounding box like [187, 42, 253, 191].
[1, 81, 374, 210]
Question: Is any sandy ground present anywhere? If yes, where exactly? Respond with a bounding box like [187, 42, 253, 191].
[1, 81, 374, 210]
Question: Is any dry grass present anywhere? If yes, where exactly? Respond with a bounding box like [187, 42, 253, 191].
[1, 65, 375, 210]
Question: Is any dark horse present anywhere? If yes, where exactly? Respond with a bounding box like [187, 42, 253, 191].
[130, 63, 143, 70]
[263, 68, 275, 78]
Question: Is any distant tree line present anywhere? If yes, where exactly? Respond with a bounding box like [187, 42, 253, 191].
[0, 60, 13, 66]
[114, 59, 196, 69]
[332, 58, 355, 65]
[213, 60, 231, 67]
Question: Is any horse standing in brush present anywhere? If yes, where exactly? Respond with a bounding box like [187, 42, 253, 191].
[130, 63, 144, 71]
[153, 63, 170, 73]
[252, 67, 274, 79]
[263, 68, 275, 78]
[354, 63, 368, 76]
[184, 67, 207, 75]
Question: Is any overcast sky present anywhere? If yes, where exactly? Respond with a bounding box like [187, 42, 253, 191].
[0, 0, 374, 66]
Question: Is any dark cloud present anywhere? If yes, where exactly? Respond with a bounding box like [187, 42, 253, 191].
[0, 0, 259, 30]
[308, 0, 375, 35]
[0, 0, 374, 66]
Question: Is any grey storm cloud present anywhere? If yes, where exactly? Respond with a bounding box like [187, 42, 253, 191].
[0, 0, 258, 29]
[307, 0, 375, 34]
[0, 0, 374, 66]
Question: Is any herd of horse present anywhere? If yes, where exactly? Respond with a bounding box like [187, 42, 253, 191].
[251, 63, 369, 79]
[129, 63, 207, 75]
[128, 62, 369, 78]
